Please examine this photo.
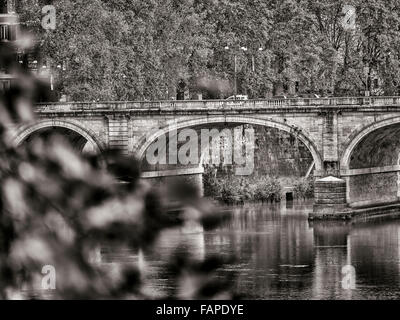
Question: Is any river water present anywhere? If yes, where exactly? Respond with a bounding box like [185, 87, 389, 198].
[101, 200, 400, 300]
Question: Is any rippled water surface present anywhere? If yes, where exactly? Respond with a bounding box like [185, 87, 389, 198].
[101, 200, 400, 299]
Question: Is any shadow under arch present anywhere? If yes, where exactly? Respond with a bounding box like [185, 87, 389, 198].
[340, 116, 400, 207]
[340, 116, 400, 170]
[13, 119, 105, 154]
[135, 115, 323, 173]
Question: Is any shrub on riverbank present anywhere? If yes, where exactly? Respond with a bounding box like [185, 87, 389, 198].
[203, 170, 282, 205]
[254, 177, 282, 203]
[293, 177, 314, 200]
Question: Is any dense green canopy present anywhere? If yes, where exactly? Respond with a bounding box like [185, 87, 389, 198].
[17, 0, 400, 101]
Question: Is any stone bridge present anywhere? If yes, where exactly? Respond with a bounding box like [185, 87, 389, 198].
[7, 96, 400, 217]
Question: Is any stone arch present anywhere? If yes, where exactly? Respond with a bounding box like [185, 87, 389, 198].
[340, 117, 400, 207]
[135, 116, 323, 172]
[340, 117, 400, 170]
[13, 119, 105, 154]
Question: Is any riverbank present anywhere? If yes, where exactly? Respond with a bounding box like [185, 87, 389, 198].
[309, 202, 400, 222]
[203, 170, 314, 205]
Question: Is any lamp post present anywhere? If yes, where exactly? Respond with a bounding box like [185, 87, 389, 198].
[364, 65, 370, 97]
[224, 45, 248, 99]
[224, 45, 263, 99]
[39, 60, 67, 101]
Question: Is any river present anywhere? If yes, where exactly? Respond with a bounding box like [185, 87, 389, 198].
[101, 200, 400, 300]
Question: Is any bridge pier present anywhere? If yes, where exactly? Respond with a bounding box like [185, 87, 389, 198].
[312, 176, 348, 218]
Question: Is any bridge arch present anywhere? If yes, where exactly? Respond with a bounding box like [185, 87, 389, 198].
[136, 116, 323, 172]
[13, 119, 105, 154]
[340, 117, 400, 170]
[340, 116, 400, 207]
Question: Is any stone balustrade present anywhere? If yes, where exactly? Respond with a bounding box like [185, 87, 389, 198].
[34, 96, 400, 113]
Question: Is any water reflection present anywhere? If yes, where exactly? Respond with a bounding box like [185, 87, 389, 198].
[101, 200, 400, 299]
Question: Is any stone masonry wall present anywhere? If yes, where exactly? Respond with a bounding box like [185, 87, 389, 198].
[349, 172, 398, 207]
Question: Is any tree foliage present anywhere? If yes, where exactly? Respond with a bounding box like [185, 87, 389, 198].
[18, 0, 400, 100]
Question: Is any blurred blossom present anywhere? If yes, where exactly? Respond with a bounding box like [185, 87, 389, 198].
[18, 163, 36, 182]
[85, 196, 144, 229]
[43, 211, 76, 245]
[14, 98, 35, 122]
[195, 77, 231, 98]
[17, 33, 35, 51]
[49, 138, 92, 179]
[10, 236, 54, 267]
[3, 178, 30, 222]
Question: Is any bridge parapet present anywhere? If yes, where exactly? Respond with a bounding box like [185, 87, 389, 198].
[34, 96, 400, 113]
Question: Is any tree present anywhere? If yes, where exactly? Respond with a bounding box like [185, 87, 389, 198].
[17, 0, 400, 100]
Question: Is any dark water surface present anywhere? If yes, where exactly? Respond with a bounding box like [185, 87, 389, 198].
[101, 201, 400, 300]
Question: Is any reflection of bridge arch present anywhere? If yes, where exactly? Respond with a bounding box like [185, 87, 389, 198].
[13, 120, 104, 154]
[340, 117, 400, 170]
[135, 116, 323, 172]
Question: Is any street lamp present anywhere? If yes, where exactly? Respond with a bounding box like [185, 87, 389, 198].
[224, 45, 264, 98]
[364, 66, 370, 97]
[39, 60, 66, 96]
[224, 45, 248, 99]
